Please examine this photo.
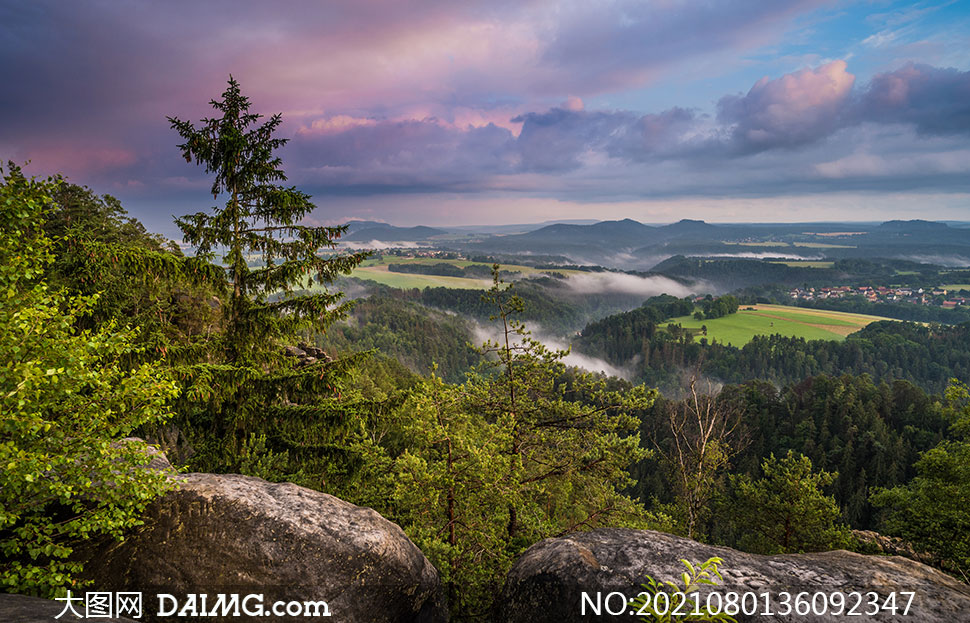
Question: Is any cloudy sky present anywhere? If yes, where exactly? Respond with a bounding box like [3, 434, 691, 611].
[2, 0, 969, 235]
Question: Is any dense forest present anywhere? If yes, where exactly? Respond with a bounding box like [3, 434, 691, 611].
[656, 255, 970, 295]
[576, 297, 970, 395]
[630, 374, 951, 532]
[318, 295, 481, 383]
[387, 261, 521, 280]
[337, 275, 648, 335]
[3, 79, 969, 621]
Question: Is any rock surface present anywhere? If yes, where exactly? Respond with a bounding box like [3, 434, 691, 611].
[852, 529, 935, 566]
[0, 593, 138, 622]
[81, 472, 447, 623]
[499, 528, 970, 622]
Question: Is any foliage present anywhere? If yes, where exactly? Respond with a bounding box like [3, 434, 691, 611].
[633, 375, 949, 534]
[470, 269, 657, 544]
[378, 269, 662, 619]
[318, 295, 481, 382]
[629, 557, 736, 622]
[42, 180, 224, 345]
[700, 295, 739, 320]
[166, 77, 367, 479]
[387, 261, 521, 280]
[871, 380, 970, 579]
[721, 451, 851, 554]
[386, 374, 515, 617]
[580, 295, 694, 362]
[577, 304, 970, 395]
[0, 164, 177, 596]
[649, 379, 747, 540]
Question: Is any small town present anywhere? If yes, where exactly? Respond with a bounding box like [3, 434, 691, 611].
[789, 285, 968, 308]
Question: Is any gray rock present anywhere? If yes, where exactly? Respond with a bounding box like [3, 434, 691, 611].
[0, 593, 138, 622]
[81, 473, 447, 623]
[498, 528, 970, 623]
[852, 529, 935, 566]
[283, 345, 305, 358]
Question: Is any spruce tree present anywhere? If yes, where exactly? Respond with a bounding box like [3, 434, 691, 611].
[167, 77, 367, 480]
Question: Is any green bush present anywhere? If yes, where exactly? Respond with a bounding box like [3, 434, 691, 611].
[0, 164, 177, 596]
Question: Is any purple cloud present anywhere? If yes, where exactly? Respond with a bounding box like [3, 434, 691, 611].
[857, 63, 970, 135]
[717, 61, 856, 151]
[282, 60, 970, 199]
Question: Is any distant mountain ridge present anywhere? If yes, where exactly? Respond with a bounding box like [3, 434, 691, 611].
[335, 217, 969, 269]
[341, 221, 447, 241]
[877, 219, 949, 231]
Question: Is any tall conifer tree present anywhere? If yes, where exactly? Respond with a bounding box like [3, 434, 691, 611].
[167, 77, 366, 478]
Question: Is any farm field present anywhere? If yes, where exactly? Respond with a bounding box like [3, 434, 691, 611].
[662, 304, 893, 346]
[792, 241, 855, 249]
[769, 260, 836, 268]
[349, 256, 588, 289]
[351, 264, 492, 289]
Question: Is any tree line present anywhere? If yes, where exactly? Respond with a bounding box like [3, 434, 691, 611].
[577, 298, 970, 395]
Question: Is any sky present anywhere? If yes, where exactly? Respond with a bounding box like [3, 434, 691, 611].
[2, 0, 969, 236]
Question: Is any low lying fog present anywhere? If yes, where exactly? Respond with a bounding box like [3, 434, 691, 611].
[902, 254, 970, 268]
[338, 240, 422, 250]
[470, 322, 632, 380]
[563, 272, 697, 297]
[705, 252, 823, 260]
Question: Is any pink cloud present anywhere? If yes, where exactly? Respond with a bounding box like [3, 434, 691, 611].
[718, 60, 855, 149]
[22, 145, 139, 181]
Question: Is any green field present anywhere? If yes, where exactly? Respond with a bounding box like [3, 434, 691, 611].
[662, 304, 892, 346]
[769, 260, 836, 268]
[351, 265, 492, 289]
[349, 257, 587, 290]
[792, 241, 855, 249]
[942, 284, 970, 292]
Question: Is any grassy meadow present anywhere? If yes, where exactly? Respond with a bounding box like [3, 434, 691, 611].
[349, 256, 588, 290]
[663, 304, 892, 346]
[767, 260, 837, 268]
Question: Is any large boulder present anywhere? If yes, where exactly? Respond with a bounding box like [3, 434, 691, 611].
[499, 528, 970, 623]
[0, 593, 138, 622]
[81, 472, 447, 623]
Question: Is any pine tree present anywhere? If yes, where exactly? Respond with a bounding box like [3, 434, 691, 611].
[725, 451, 850, 554]
[470, 267, 656, 545]
[167, 77, 367, 480]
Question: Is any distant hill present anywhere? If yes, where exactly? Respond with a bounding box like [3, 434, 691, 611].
[342, 223, 448, 241]
[877, 219, 949, 231]
[337, 217, 970, 269]
[519, 218, 658, 245]
[343, 220, 391, 234]
[656, 218, 720, 238]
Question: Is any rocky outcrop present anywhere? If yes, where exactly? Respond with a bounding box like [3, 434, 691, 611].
[81, 471, 447, 623]
[0, 593, 138, 622]
[852, 529, 935, 566]
[284, 342, 333, 367]
[499, 528, 970, 623]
